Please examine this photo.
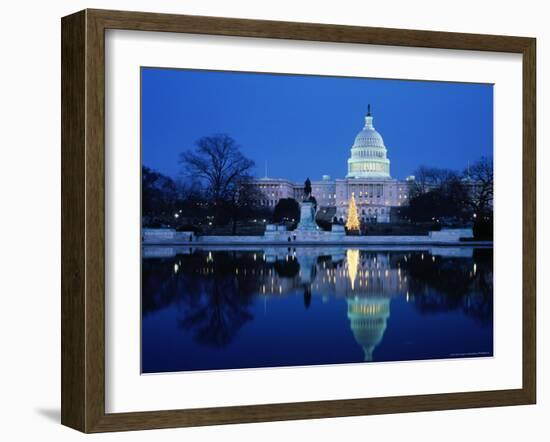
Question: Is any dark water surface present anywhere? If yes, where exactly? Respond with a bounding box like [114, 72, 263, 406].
[142, 246, 493, 373]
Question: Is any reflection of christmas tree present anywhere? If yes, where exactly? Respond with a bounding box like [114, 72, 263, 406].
[346, 249, 359, 290]
[346, 194, 360, 232]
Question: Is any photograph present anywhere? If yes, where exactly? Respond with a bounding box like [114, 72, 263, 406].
[140, 68, 494, 373]
[2, 0, 540, 437]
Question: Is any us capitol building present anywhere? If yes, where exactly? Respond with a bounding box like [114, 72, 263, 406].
[250, 106, 414, 224]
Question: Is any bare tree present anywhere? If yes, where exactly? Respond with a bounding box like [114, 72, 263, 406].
[411, 166, 459, 195]
[142, 166, 179, 222]
[464, 156, 493, 216]
[180, 134, 255, 203]
[180, 134, 258, 231]
[225, 176, 264, 234]
[176, 176, 203, 202]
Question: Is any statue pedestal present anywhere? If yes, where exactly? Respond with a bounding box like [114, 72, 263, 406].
[296, 201, 317, 232]
[263, 199, 345, 242]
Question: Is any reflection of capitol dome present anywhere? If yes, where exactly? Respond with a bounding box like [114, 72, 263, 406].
[347, 105, 391, 179]
[347, 297, 390, 361]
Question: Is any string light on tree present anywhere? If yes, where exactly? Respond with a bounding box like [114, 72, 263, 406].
[346, 193, 361, 232]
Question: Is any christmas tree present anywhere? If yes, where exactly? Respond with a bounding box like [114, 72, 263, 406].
[345, 194, 361, 232]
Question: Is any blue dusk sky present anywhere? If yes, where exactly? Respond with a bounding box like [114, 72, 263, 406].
[141, 68, 493, 182]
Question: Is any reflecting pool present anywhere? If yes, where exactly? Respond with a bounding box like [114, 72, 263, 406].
[142, 246, 493, 373]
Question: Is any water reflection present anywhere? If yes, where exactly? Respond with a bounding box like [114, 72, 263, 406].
[142, 246, 493, 372]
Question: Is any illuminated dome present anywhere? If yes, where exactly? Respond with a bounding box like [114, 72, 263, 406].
[347, 105, 391, 179]
[353, 125, 385, 149]
[347, 297, 390, 361]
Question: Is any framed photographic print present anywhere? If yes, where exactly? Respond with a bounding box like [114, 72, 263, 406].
[61, 9, 536, 433]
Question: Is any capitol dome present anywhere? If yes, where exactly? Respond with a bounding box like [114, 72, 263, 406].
[346, 105, 391, 179]
[353, 125, 385, 149]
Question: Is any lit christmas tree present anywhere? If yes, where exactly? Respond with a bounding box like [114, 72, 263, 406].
[345, 194, 361, 232]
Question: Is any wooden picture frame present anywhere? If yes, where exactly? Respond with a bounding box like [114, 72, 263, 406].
[61, 8, 536, 433]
